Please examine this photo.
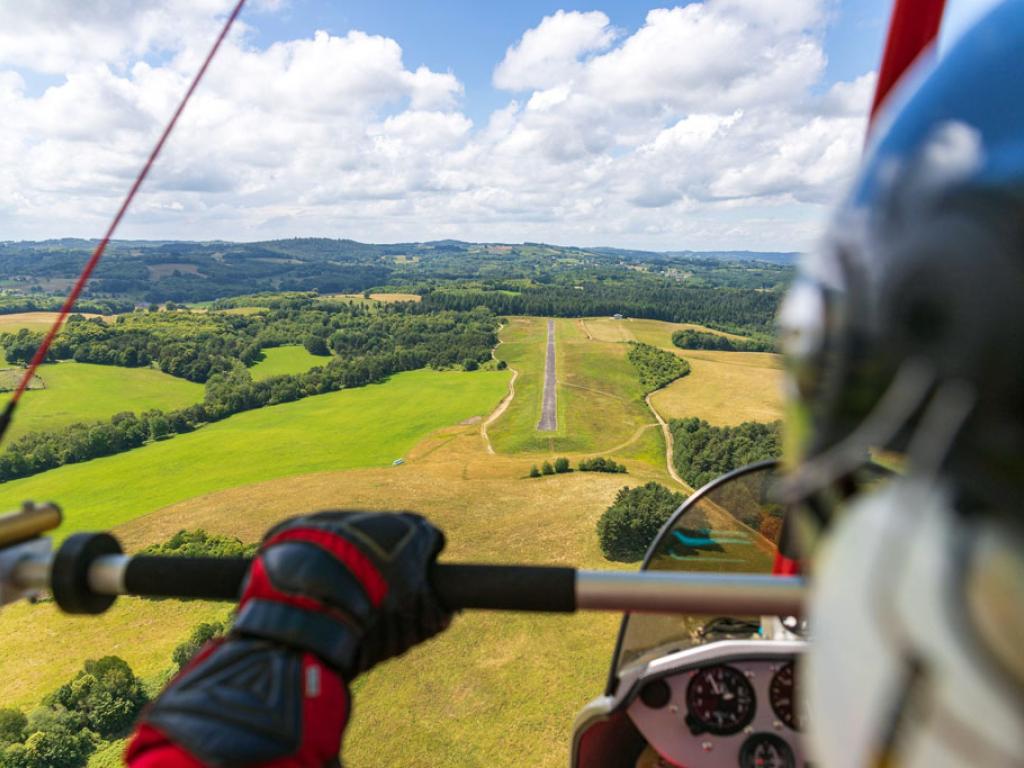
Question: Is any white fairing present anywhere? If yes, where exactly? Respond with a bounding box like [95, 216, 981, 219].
[807, 480, 1024, 768]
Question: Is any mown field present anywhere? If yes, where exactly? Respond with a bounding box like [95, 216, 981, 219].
[580, 317, 783, 424]
[0, 369, 509, 538]
[249, 344, 326, 380]
[487, 317, 662, 464]
[0, 311, 108, 333]
[0, 361, 205, 443]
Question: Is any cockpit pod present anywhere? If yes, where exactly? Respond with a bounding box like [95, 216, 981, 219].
[571, 461, 809, 768]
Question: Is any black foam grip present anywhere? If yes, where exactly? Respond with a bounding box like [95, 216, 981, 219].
[431, 564, 577, 612]
[124, 556, 250, 600]
[118, 557, 577, 612]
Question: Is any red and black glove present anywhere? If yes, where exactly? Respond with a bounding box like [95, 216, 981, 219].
[126, 511, 452, 767]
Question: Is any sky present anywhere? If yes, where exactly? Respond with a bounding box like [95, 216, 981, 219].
[0, 0, 893, 251]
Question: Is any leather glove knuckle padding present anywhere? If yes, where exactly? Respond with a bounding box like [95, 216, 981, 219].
[261, 510, 452, 674]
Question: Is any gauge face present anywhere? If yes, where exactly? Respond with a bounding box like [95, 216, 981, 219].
[769, 662, 804, 731]
[684, 664, 755, 735]
[739, 733, 795, 768]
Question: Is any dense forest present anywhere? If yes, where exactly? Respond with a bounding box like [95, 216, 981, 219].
[672, 329, 775, 353]
[669, 417, 782, 489]
[626, 342, 690, 393]
[0, 300, 499, 482]
[0, 238, 793, 306]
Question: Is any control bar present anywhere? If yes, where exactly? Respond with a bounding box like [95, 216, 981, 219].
[9, 533, 805, 617]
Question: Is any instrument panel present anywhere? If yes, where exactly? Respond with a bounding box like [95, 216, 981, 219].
[627, 649, 805, 768]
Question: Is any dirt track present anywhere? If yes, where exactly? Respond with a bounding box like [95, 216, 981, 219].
[537, 319, 557, 431]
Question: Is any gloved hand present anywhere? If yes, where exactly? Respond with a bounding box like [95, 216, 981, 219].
[234, 510, 452, 676]
[126, 511, 452, 768]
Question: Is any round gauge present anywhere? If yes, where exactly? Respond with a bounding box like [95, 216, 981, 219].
[769, 662, 804, 731]
[738, 733, 795, 768]
[684, 664, 756, 735]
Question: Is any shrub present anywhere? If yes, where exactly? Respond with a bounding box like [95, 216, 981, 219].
[172, 622, 227, 671]
[46, 657, 148, 738]
[496, 360, 507, 370]
[597, 482, 686, 562]
[0, 710, 26, 748]
[529, 465, 541, 478]
[578, 456, 627, 473]
[553, 457, 570, 473]
[142, 529, 257, 558]
[541, 461, 555, 475]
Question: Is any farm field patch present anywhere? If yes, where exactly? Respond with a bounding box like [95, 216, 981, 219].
[249, 344, 326, 380]
[650, 350, 783, 425]
[581, 317, 748, 346]
[488, 317, 659, 459]
[0, 362, 204, 443]
[0, 311, 108, 333]
[0, 369, 509, 538]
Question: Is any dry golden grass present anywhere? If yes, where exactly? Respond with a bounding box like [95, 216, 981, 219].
[0, 424, 658, 767]
[651, 350, 783, 425]
[583, 317, 748, 346]
[370, 292, 421, 303]
[0, 311, 109, 332]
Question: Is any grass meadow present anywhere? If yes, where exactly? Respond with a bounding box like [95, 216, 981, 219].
[0, 362, 204, 443]
[0, 411, 670, 767]
[0, 369, 509, 538]
[249, 344, 326, 380]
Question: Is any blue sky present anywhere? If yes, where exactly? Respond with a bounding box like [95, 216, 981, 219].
[0, 1, 894, 249]
[251, 0, 891, 124]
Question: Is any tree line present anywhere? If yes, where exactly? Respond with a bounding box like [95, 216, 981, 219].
[627, 342, 690, 393]
[669, 417, 782, 489]
[671, 329, 775, 353]
[420, 280, 780, 333]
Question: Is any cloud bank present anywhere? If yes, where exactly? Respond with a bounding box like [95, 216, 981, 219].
[0, 0, 875, 250]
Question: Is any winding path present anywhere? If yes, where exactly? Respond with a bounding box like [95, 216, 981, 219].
[480, 323, 518, 454]
[480, 367, 519, 455]
[645, 391, 692, 491]
[537, 319, 557, 431]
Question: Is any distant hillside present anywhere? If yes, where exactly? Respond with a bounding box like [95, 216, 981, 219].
[0, 237, 795, 304]
[590, 246, 798, 265]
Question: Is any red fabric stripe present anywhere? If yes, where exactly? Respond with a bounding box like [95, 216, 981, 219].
[772, 551, 802, 577]
[0, 0, 247, 447]
[265, 528, 389, 606]
[869, 0, 947, 128]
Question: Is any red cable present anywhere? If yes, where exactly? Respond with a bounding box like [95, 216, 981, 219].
[0, 0, 246, 445]
[868, 0, 947, 131]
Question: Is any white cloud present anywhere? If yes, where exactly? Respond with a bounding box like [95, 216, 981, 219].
[493, 10, 616, 91]
[0, 1, 876, 251]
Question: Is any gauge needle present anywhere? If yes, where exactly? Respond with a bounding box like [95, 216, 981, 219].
[708, 676, 722, 695]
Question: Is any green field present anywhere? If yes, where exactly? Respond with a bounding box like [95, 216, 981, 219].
[0, 362, 205, 444]
[249, 344, 326, 380]
[488, 317, 660, 461]
[0, 369, 509, 538]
